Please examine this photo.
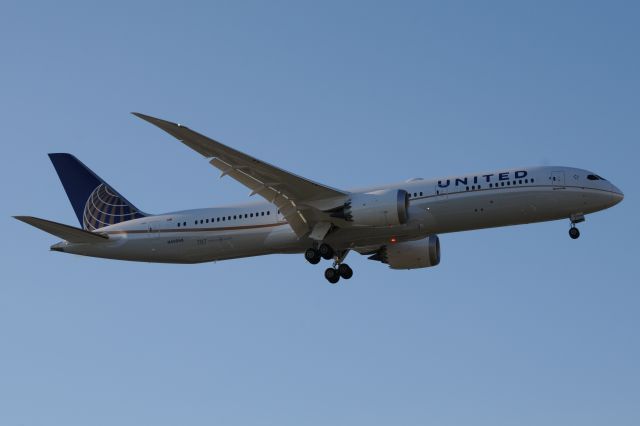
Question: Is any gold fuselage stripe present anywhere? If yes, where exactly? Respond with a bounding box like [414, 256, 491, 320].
[104, 221, 288, 235]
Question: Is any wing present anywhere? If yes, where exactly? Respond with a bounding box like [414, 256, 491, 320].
[133, 113, 348, 237]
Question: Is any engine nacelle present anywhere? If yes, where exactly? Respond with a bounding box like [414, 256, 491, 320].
[369, 235, 441, 269]
[329, 189, 409, 227]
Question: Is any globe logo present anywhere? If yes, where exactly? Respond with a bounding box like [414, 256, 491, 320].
[82, 184, 144, 231]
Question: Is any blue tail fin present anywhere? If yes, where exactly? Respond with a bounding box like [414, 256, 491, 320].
[48, 153, 146, 231]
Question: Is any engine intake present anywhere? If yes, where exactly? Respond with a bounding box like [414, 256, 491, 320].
[328, 189, 409, 227]
[369, 235, 440, 269]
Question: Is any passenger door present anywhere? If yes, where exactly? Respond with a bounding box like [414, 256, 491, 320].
[145, 219, 162, 253]
[550, 171, 565, 187]
[435, 183, 448, 199]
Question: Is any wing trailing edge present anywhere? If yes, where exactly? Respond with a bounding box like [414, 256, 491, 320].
[133, 112, 349, 238]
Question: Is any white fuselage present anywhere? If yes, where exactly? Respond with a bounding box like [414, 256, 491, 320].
[52, 166, 623, 263]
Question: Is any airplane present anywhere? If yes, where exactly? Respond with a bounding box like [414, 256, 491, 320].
[15, 113, 624, 284]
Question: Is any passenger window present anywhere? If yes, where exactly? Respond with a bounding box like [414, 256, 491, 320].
[250, 213, 254, 217]
[206, 219, 209, 223]
[466, 186, 469, 191]
[233, 215, 237, 220]
[478, 185, 481, 189]
[267, 211, 270, 215]
[177, 223, 180, 227]
[222, 217, 226, 221]
[531, 178, 535, 183]
[519, 180, 522, 184]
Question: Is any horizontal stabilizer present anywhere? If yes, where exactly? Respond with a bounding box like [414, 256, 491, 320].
[13, 216, 109, 243]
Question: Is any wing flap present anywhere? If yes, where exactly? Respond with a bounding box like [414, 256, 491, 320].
[14, 216, 109, 243]
[210, 158, 310, 236]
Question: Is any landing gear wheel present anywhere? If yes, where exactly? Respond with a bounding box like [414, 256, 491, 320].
[569, 227, 580, 239]
[304, 248, 321, 264]
[324, 267, 340, 284]
[319, 243, 334, 260]
[338, 263, 353, 279]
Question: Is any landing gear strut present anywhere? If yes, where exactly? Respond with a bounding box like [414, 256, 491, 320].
[569, 213, 585, 240]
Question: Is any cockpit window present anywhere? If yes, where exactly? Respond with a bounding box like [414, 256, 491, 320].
[587, 174, 606, 181]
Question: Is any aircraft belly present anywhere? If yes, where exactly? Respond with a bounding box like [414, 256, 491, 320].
[153, 226, 304, 262]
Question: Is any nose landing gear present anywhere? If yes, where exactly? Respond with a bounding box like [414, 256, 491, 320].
[569, 213, 585, 240]
[569, 226, 580, 239]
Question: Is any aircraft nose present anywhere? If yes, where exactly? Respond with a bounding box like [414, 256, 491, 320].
[610, 184, 624, 205]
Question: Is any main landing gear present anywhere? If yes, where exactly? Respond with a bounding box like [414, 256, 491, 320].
[305, 243, 353, 284]
[569, 213, 585, 240]
[304, 248, 321, 264]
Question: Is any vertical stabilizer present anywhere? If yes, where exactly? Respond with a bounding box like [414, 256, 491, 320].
[48, 153, 146, 230]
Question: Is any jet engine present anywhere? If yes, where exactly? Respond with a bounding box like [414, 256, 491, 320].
[368, 235, 440, 269]
[328, 189, 409, 227]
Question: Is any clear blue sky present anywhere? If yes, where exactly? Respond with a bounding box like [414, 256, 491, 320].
[1, 1, 638, 425]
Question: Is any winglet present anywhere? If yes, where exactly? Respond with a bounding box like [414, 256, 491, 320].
[132, 112, 186, 130]
[131, 112, 212, 157]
